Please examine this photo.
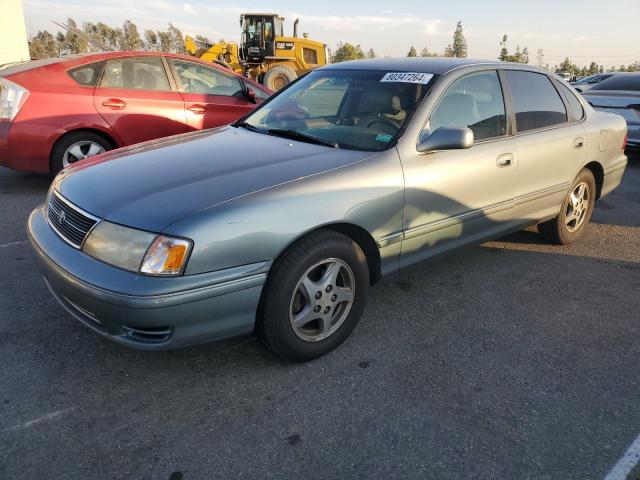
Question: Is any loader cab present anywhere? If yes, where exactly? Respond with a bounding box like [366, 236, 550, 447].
[240, 14, 284, 65]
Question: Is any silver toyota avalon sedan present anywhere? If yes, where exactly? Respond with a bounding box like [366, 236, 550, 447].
[28, 58, 628, 361]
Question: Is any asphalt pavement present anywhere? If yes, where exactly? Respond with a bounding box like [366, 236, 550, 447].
[1, 160, 639, 479]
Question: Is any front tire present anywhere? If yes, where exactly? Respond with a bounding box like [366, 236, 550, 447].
[262, 65, 297, 91]
[258, 230, 369, 362]
[538, 168, 596, 244]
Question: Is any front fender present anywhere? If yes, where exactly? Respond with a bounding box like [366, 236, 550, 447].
[164, 148, 405, 276]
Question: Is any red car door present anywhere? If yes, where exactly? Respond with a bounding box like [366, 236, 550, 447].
[169, 59, 257, 130]
[93, 56, 187, 145]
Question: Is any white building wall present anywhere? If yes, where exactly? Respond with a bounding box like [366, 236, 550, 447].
[0, 0, 30, 65]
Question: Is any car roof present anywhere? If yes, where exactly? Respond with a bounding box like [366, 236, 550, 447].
[1, 51, 271, 92]
[321, 57, 545, 75]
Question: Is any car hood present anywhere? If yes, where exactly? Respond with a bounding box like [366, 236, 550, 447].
[57, 126, 373, 232]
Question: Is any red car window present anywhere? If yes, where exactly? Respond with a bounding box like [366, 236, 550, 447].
[100, 57, 171, 91]
[172, 60, 244, 97]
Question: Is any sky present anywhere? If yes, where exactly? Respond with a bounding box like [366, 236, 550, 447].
[21, 0, 640, 67]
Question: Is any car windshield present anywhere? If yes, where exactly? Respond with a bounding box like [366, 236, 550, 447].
[237, 69, 435, 151]
[575, 74, 598, 84]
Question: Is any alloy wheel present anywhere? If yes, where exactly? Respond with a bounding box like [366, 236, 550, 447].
[565, 181, 590, 233]
[62, 141, 106, 168]
[289, 258, 355, 342]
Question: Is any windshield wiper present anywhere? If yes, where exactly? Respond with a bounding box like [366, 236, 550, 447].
[267, 128, 339, 149]
[233, 121, 265, 133]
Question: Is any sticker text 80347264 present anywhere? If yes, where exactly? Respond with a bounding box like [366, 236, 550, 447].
[380, 72, 434, 84]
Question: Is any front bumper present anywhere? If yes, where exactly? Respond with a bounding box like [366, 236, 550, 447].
[28, 205, 269, 350]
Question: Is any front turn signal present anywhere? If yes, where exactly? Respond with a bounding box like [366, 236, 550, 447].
[140, 235, 192, 276]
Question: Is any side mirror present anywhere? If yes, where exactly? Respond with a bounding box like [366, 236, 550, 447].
[245, 87, 257, 104]
[417, 127, 474, 153]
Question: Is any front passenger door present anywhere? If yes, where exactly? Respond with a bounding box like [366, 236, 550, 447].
[93, 56, 187, 145]
[399, 70, 519, 268]
[171, 60, 257, 130]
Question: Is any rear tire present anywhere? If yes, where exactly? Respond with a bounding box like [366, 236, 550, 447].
[50, 131, 113, 176]
[262, 65, 297, 91]
[538, 168, 596, 244]
[258, 230, 369, 362]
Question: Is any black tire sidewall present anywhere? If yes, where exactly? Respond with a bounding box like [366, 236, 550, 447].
[261, 233, 369, 361]
[50, 132, 112, 175]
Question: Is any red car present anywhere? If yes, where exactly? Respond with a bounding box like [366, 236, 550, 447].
[0, 51, 271, 174]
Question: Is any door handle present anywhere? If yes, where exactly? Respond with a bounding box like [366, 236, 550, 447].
[187, 104, 206, 115]
[101, 99, 126, 109]
[496, 153, 514, 167]
[573, 137, 585, 149]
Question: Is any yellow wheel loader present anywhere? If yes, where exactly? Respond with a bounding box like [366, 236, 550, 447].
[185, 13, 328, 90]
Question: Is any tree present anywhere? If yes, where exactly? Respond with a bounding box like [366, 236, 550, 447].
[366, 48, 376, 58]
[57, 18, 88, 54]
[331, 42, 365, 63]
[556, 57, 580, 76]
[407, 46, 417, 57]
[443, 44, 454, 57]
[420, 47, 438, 57]
[498, 35, 529, 63]
[499, 35, 509, 61]
[145, 30, 159, 50]
[167, 23, 186, 53]
[120, 20, 143, 51]
[451, 21, 467, 58]
[28, 30, 60, 59]
[157, 31, 172, 52]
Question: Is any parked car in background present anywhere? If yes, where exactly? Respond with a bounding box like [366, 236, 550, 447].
[582, 72, 640, 156]
[571, 73, 616, 93]
[28, 58, 628, 361]
[0, 52, 270, 175]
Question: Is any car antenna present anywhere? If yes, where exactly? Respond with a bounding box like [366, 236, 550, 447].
[53, 21, 115, 53]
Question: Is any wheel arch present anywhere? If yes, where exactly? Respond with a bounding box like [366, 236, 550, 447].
[271, 222, 382, 286]
[584, 160, 604, 200]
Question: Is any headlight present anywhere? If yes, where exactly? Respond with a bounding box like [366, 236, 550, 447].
[82, 221, 192, 276]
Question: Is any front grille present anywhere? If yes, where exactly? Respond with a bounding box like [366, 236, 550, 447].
[47, 191, 99, 248]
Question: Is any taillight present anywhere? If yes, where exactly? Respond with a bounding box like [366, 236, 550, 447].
[0, 78, 29, 122]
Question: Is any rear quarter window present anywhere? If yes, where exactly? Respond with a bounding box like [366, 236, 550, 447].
[558, 83, 584, 120]
[68, 62, 104, 87]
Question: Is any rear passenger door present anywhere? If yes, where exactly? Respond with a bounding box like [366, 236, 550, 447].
[170, 60, 257, 130]
[502, 70, 587, 221]
[93, 56, 187, 146]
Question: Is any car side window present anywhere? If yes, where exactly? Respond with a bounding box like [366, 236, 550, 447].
[173, 61, 244, 97]
[504, 71, 568, 132]
[68, 62, 103, 86]
[100, 57, 170, 91]
[558, 83, 584, 120]
[428, 70, 506, 142]
[243, 80, 269, 100]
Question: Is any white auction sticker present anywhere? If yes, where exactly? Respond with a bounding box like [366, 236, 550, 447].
[380, 72, 434, 84]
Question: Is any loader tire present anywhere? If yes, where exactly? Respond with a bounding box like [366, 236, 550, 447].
[263, 65, 297, 91]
